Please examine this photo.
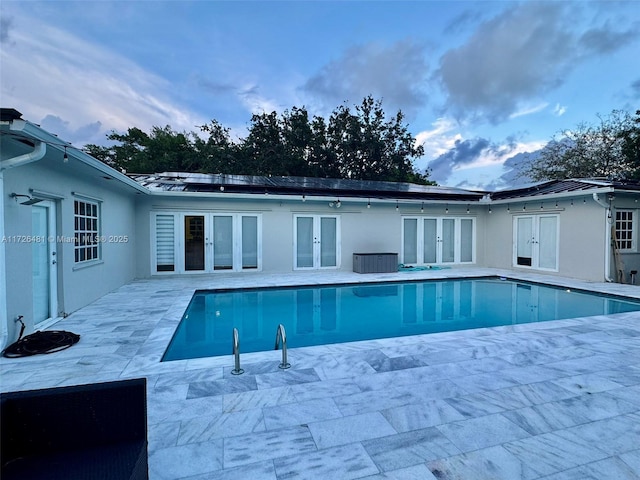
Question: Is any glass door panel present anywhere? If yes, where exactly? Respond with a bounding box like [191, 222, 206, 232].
[423, 218, 437, 264]
[155, 214, 175, 272]
[403, 218, 417, 264]
[241, 216, 258, 269]
[32, 206, 51, 324]
[460, 218, 474, 263]
[320, 217, 337, 267]
[516, 217, 533, 266]
[441, 218, 455, 263]
[213, 215, 233, 270]
[296, 217, 314, 268]
[184, 215, 205, 271]
[538, 216, 558, 270]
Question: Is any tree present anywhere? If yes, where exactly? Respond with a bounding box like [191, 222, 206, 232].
[84, 96, 433, 184]
[521, 109, 640, 181]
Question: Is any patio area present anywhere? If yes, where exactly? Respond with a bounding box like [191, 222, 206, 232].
[2, 268, 640, 480]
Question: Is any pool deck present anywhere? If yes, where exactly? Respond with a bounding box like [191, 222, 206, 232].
[2, 268, 640, 479]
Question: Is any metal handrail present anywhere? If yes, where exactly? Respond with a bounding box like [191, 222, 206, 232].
[274, 324, 291, 369]
[231, 328, 244, 375]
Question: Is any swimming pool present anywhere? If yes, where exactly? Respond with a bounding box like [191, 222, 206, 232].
[161, 277, 640, 361]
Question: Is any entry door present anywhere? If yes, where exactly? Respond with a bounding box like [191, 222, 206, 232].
[295, 215, 339, 269]
[514, 215, 558, 271]
[32, 201, 58, 325]
[404, 217, 474, 265]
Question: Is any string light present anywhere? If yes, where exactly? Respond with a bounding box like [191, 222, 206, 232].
[63, 147, 68, 163]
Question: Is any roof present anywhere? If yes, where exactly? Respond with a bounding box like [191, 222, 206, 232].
[130, 172, 486, 201]
[490, 179, 640, 201]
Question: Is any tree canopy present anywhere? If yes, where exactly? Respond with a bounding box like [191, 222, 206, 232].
[85, 96, 432, 185]
[521, 109, 640, 182]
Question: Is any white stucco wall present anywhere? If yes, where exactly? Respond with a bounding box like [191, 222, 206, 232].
[2, 159, 138, 342]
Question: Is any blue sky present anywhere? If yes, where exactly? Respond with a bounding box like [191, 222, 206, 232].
[1, 1, 639, 189]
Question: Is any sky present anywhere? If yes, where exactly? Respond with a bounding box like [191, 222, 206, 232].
[1, 1, 639, 190]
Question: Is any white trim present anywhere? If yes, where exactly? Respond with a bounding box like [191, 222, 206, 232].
[0, 171, 7, 349]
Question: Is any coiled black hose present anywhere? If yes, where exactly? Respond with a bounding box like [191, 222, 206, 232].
[2, 317, 80, 358]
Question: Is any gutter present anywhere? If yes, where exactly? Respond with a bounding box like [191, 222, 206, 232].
[592, 192, 614, 282]
[0, 140, 46, 171]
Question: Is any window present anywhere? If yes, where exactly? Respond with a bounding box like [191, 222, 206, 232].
[615, 210, 635, 251]
[74, 199, 100, 263]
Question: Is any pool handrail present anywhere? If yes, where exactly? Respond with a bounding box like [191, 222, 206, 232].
[274, 324, 291, 369]
[231, 328, 244, 375]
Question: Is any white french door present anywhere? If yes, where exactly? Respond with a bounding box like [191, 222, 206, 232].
[32, 201, 58, 325]
[294, 215, 340, 269]
[513, 215, 558, 271]
[403, 216, 475, 265]
[153, 212, 261, 274]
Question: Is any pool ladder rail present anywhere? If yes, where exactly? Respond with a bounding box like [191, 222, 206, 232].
[231, 324, 291, 375]
[274, 323, 291, 369]
[231, 328, 244, 375]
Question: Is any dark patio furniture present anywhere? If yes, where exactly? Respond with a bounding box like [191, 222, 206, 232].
[1, 377, 148, 480]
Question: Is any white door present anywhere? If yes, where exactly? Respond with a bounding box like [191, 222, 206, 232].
[32, 201, 58, 325]
[294, 215, 340, 269]
[403, 217, 475, 265]
[514, 215, 558, 271]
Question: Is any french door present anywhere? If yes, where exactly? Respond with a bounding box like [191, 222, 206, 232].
[32, 201, 58, 325]
[513, 215, 558, 271]
[402, 217, 475, 265]
[153, 212, 261, 274]
[294, 215, 340, 269]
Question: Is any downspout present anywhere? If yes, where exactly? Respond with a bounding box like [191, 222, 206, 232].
[0, 140, 47, 171]
[592, 192, 614, 282]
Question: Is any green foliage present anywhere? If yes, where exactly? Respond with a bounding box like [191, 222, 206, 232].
[522, 109, 640, 181]
[84, 96, 432, 184]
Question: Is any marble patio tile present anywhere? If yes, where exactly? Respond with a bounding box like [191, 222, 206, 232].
[177, 408, 265, 444]
[394, 378, 469, 401]
[179, 460, 277, 480]
[443, 392, 510, 418]
[593, 366, 640, 387]
[255, 367, 321, 389]
[481, 380, 576, 409]
[154, 367, 224, 387]
[608, 384, 640, 407]
[308, 411, 396, 449]
[563, 414, 640, 456]
[500, 349, 558, 367]
[333, 387, 417, 416]
[186, 375, 258, 398]
[263, 397, 343, 430]
[222, 360, 280, 377]
[500, 402, 592, 436]
[367, 353, 427, 373]
[449, 370, 522, 394]
[362, 427, 461, 472]
[545, 354, 622, 376]
[503, 429, 609, 478]
[223, 386, 297, 412]
[501, 364, 570, 384]
[148, 421, 181, 451]
[223, 425, 317, 468]
[537, 456, 640, 480]
[273, 443, 379, 480]
[312, 358, 377, 381]
[436, 413, 530, 453]
[149, 439, 224, 480]
[381, 398, 466, 432]
[426, 445, 533, 480]
[551, 373, 625, 395]
[619, 449, 640, 475]
[359, 463, 438, 480]
[553, 391, 638, 422]
[148, 393, 223, 425]
[290, 376, 362, 402]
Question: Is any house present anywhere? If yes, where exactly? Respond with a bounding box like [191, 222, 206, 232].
[2, 108, 639, 349]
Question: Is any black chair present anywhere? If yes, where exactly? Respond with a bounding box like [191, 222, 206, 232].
[1, 377, 148, 480]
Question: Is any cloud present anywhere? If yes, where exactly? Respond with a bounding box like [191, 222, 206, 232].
[553, 103, 567, 116]
[427, 137, 491, 183]
[437, 2, 640, 123]
[631, 79, 640, 99]
[0, 15, 12, 44]
[40, 115, 103, 146]
[0, 11, 205, 146]
[509, 102, 549, 119]
[303, 40, 429, 117]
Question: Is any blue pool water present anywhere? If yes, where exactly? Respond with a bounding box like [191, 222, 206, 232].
[162, 277, 640, 361]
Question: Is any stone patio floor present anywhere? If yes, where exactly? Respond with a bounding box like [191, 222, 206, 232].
[2, 268, 640, 479]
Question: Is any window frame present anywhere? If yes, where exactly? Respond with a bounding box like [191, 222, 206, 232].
[73, 198, 101, 264]
[614, 209, 636, 252]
